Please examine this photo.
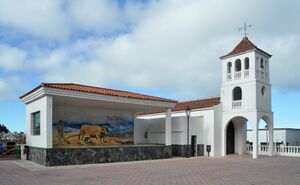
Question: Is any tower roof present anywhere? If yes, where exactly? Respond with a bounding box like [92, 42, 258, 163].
[220, 37, 272, 59]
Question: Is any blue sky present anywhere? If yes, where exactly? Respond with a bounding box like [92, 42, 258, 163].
[0, 0, 300, 132]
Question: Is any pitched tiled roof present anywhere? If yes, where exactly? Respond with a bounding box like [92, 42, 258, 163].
[220, 37, 272, 59]
[138, 97, 221, 115]
[20, 83, 177, 103]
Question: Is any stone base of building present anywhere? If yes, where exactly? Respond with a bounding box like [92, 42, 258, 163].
[28, 144, 204, 166]
[29, 145, 172, 166]
[172, 144, 204, 157]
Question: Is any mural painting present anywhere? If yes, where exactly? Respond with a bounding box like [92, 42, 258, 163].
[52, 115, 134, 147]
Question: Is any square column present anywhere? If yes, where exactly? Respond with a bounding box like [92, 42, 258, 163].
[252, 119, 259, 159]
[165, 108, 172, 146]
[46, 96, 53, 148]
[268, 121, 274, 156]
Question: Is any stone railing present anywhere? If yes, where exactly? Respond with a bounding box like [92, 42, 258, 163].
[234, 71, 241, 80]
[232, 100, 242, 109]
[246, 145, 300, 157]
[227, 73, 232, 81]
[244, 70, 249, 78]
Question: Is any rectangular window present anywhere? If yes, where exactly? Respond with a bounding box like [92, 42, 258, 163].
[32, 111, 40, 135]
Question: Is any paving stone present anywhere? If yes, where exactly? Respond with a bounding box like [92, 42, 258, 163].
[1, 155, 300, 185]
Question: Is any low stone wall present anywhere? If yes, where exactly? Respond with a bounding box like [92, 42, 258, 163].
[172, 144, 204, 157]
[29, 145, 172, 166]
[29, 147, 47, 166]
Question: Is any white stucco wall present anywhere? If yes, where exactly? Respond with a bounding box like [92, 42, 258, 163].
[137, 108, 216, 156]
[135, 115, 205, 145]
[26, 95, 52, 148]
[53, 105, 133, 124]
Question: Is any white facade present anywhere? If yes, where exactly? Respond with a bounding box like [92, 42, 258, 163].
[25, 95, 53, 148]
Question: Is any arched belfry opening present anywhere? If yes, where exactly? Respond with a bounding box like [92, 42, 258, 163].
[227, 62, 232, 73]
[244, 57, 249, 70]
[235, 59, 241, 72]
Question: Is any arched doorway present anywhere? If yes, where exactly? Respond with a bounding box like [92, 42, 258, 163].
[224, 116, 248, 156]
[226, 121, 235, 154]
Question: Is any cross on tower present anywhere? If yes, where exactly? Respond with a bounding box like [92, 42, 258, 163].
[239, 22, 252, 38]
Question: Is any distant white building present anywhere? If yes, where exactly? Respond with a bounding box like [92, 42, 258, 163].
[247, 128, 300, 146]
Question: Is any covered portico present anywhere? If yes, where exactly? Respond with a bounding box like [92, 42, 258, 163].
[20, 83, 176, 166]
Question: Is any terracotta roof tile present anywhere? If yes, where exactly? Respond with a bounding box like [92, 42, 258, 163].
[138, 97, 221, 115]
[20, 83, 177, 103]
[220, 37, 272, 59]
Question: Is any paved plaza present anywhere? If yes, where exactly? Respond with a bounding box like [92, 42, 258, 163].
[1, 155, 300, 185]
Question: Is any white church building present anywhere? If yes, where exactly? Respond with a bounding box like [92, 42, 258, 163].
[21, 36, 274, 166]
[137, 36, 273, 159]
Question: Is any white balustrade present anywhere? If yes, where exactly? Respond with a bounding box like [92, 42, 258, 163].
[266, 72, 269, 81]
[260, 71, 265, 80]
[256, 69, 259, 78]
[244, 70, 249, 78]
[227, 73, 232, 81]
[234, 71, 241, 80]
[245, 145, 300, 157]
[232, 100, 242, 109]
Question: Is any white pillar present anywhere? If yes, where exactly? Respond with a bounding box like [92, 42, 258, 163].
[252, 119, 259, 159]
[268, 120, 274, 156]
[46, 96, 53, 148]
[133, 112, 139, 145]
[165, 108, 172, 146]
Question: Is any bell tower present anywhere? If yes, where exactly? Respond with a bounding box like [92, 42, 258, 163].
[219, 35, 274, 159]
[220, 36, 272, 112]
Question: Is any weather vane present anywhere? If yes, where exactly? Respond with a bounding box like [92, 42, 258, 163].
[239, 22, 252, 38]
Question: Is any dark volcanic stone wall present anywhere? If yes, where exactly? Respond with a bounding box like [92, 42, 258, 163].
[172, 144, 204, 157]
[29, 145, 172, 166]
[29, 147, 47, 166]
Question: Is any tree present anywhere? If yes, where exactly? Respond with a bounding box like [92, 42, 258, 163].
[0, 124, 9, 133]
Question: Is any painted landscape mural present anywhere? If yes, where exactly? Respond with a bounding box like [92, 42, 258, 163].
[52, 115, 134, 147]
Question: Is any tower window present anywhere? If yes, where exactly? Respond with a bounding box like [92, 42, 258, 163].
[261, 86, 266, 97]
[260, 58, 264, 70]
[227, 62, 232, 73]
[235, 59, 241, 72]
[233, 87, 242, 101]
[244, 57, 249, 70]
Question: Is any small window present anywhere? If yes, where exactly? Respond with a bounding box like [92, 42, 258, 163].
[260, 58, 264, 70]
[261, 86, 266, 97]
[227, 62, 232, 73]
[32, 111, 40, 135]
[244, 57, 249, 70]
[235, 59, 241, 72]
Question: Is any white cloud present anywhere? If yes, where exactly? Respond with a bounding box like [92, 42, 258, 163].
[0, 44, 27, 71]
[264, 35, 300, 91]
[1, 0, 300, 101]
[0, 0, 70, 40]
[68, 0, 122, 33]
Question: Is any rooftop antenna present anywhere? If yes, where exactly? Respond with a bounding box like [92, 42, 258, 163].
[239, 22, 252, 38]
